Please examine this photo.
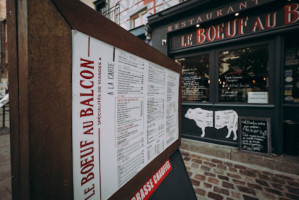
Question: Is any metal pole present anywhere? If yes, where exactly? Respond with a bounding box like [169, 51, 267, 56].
[2, 104, 5, 127]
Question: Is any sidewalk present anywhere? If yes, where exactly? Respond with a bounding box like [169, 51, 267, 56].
[0, 134, 11, 200]
[181, 148, 299, 200]
[0, 104, 11, 200]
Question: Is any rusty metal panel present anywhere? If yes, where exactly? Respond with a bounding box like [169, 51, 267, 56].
[27, 0, 73, 199]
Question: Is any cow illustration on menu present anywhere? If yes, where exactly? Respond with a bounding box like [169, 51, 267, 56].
[185, 108, 238, 140]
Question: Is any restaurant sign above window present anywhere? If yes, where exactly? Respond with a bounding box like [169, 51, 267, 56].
[167, 0, 276, 33]
[170, 3, 299, 51]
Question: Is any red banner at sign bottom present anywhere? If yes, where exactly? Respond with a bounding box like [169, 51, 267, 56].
[130, 160, 172, 200]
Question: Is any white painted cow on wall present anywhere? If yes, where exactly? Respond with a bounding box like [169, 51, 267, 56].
[185, 108, 238, 140]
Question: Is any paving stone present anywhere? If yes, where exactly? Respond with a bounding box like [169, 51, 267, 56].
[208, 177, 220, 185]
[211, 159, 223, 164]
[261, 192, 277, 200]
[204, 171, 216, 177]
[231, 191, 241, 199]
[258, 173, 270, 180]
[271, 183, 284, 190]
[244, 176, 254, 184]
[288, 180, 299, 188]
[217, 164, 227, 170]
[200, 165, 211, 171]
[222, 181, 234, 189]
[191, 163, 199, 168]
[204, 182, 212, 189]
[285, 193, 299, 200]
[183, 157, 191, 161]
[203, 161, 216, 168]
[195, 188, 206, 196]
[243, 194, 259, 200]
[214, 186, 229, 196]
[218, 175, 229, 181]
[194, 174, 205, 181]
[256, 179, 269, 187]
[286, 186, 299, 195]
[228, 167, 238, 172]
[213, 167, 225, 175]
[190, 178, 200, 186]
[194, 174, 206, 181]
[237, 186, 256, 195]
[272, 176, 286, 184]
[247, 183, 263, 190]
[240, 169, 257, 177]
[279, 197, 290, 200]
[234, 164, 247, 170]
[275, 174, 293, 180]
[192, 158, 202, 164]
[232, 179, 246, 185]
[227, 173, 241, 179]
[265, 188, 283, 196]
[208, 192, 224, 200]
[190, 154, 201, 159]
[223, 161, 233, 167]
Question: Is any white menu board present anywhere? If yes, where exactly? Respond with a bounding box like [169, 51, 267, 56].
[72, 31, 180, 200]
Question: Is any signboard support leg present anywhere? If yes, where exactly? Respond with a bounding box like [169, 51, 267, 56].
[0, 105, 9, 135]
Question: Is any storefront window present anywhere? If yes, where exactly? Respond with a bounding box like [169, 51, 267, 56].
[218, 45, 269, 103]
[176, 54, 210, 102]
[284, 32, 299, 104]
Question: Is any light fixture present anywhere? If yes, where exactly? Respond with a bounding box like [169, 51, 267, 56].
[235, 12, 240, 17]
[196, 24, 200, 28]
[161, 39, 167, 46]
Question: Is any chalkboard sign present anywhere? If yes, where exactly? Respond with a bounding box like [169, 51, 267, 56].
[239, 117, 271, 155]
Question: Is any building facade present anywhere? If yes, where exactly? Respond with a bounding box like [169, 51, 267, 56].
[81, 0, 187, 40]
[0, 0, 7, 88]
[148, 0, 299, 155]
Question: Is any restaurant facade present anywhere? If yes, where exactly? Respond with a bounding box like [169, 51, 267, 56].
[148, 0, 299, 155]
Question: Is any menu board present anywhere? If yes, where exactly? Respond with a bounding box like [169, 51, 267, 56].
[181, 71, 209, 101]
[72, 31, 180, 200]
[239, 117, 271, 155]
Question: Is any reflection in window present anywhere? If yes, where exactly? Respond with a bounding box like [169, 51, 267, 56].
[176, 54, 210, 102]
[219, 45, 269, 103]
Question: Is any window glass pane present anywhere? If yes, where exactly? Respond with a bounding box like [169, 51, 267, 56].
[284, 32, 299, 103]
[176, 54, 210, 102]
[142, 13, 148, 24]
[134, 17, 141, 28]
[218, 45, 269, 103]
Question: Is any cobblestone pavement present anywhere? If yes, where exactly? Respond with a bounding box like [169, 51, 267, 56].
[0, 134, 11, 200]
[181, 149, 299, 200]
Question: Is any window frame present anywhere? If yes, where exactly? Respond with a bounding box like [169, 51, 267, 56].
[174, 39, 275, 105]
[130, 9, 148, 29]
[174, 50, 214, 104]
[215, 40, 275, 105]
